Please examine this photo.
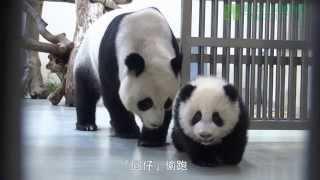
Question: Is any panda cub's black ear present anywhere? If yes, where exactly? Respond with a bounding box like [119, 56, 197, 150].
[125, 53, 145, 77]
[179, 84, 196, 102]
[223, 84, 238, 102]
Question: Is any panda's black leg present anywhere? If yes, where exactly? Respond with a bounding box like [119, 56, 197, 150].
[171, 128, 185, 152]
[102, 93, 140, 139]
[75, 66, 100, 131]
[138, 110, 171, 147]
[188, 147, 220, 167]
[221, 140, 246, 165]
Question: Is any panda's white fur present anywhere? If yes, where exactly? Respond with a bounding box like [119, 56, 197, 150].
[74, 7, 179, 129]
[116, 9, 178, 128]
[175, 76, 240, 145]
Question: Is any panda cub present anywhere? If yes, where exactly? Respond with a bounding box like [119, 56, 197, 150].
[74, 7, 182, 147]
[172, 76, 249, 166]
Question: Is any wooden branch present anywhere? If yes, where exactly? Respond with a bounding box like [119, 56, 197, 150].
[23, 0, 74, 63]
[48, 79, 66, 105]
[22, 38, 63, 56]
[90, 0, 119, 9]
[22, 0, 76, 105]
[40, 0, 132, 5]
[47, 54, 67, 105]
[46, 54, 67, 74]
[23, 0, 132, 106]
[24, 0, 47, 31]
[89, 0, 132, 10]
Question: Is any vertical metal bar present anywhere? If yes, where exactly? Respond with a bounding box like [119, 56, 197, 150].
[257, 2, 262, 117]
[198, 0, 206, 75]
[288, 0, 296, 120]
[300, 0, 309, 120]
[226, 0, 231, 82]
[256, 2, 264, 118]
[222, 0, 227, 79]
[292, 0, 298, 119]
[245, 1, 252, 112]
[307, 3, 312, 120]
[222, 0, 231, 81]
[280, 2, 287, 118]
[181, 0, 192, 84]
[234, 0, 240, 90]
[250, 0, 257, 118]
[269, 1, 275, 119]
[263, 1, 270, 120]
[210, 0, 219, 75]
[275, 0, 282, 119]
[237, 0, 245, 98]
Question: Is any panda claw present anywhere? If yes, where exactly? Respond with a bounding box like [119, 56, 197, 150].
[76, 124, 98, 131]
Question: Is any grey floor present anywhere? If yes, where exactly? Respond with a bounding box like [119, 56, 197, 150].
[23, 99, 307, 180]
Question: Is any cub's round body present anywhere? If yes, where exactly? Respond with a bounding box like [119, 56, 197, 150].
[74, 7, 182, 147]
[172, 77, 249, 166]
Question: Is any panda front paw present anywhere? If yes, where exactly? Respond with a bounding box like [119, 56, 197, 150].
[111, 125, 140, 139]
[112, 130, 140, 139]
[137, 139, 168, 147]
[76, 123, 98, 131]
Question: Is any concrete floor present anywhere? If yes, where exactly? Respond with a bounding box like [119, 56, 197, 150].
[23, 99, 307, 180]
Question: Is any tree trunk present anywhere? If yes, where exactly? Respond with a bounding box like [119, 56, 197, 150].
[24, 0, 49, 99]
[64, 0, 105, 106]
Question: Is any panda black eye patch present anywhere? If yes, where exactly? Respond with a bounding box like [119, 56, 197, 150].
[191, 111, 202, 126]
[212, 112, 224, 127]
[137, 98, 153, 111]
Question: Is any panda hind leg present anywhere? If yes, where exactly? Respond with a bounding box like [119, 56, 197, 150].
[75, 66, 100, 131]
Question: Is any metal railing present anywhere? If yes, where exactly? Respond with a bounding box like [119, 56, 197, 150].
[180, 0, 312, 129]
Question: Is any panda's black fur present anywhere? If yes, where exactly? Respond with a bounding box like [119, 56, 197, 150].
[172, 77, 249, 166]
[74, 7, 181, 147]
[97, 12, 138, 136]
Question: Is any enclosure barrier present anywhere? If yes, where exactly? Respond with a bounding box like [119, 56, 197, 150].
[180, 0, 312, 129]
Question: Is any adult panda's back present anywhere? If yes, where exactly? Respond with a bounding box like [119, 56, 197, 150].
[73, 7, 134, 81]
[78, 7, 173, 83]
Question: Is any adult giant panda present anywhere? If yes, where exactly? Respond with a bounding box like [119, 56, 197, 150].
[172, 76, 249, 166]
[74, 7, 182, 147]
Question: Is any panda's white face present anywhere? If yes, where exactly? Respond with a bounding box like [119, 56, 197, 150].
[176, 77, 240, 145]
[119, 54, 179, 129]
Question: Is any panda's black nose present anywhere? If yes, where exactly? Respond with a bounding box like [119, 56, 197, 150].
[199, 133, 211, 139]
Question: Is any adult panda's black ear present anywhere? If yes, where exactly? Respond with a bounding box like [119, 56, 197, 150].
[125, 53, 145, 77]
[170, 53, 182, 77]
[223, 84, 238, 102]
[179, 84, 196, 102]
